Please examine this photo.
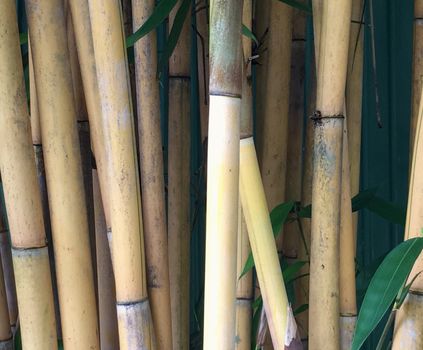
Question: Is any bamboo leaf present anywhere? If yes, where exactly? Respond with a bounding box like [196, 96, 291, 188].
[157, 0, 191, 75]
[395, 270, 423, 308]
[277, 0, 312, 14]
[351, 237, 423, 350]
[126, 0, 179, 48]
[20, 32, 28, 45]
[239, 201, 295, 279]
[282, 260, 307, 284]
[293, 304, 308, 316]
[242, 24, 258, 45]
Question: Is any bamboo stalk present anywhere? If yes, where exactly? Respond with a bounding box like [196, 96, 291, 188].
[28, 34, 63, 340]
[93, 169, 119, 350]
[88, 1, 155, 347]
[167, 2, 191, 349]
[308, 1, 352, 349]
[196, 0, 210, 144]
[0, 2, 58, 348]
[339, 123, 357, 350]
[240, 137, 298, 349]
[132, 0, 173, 348]
[255, 1, 293, 254]
[203, 0, 243, 348]
[392, 35, 423, 349]
[0, 209, 12, 349]
[410, 0, 423, 153]
[24, 0, 99, 347]
[346, 0, 364, 240]
[235, 2, 254, 348]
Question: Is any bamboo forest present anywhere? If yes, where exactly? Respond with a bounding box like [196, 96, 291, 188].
[0, 0, 422, 349]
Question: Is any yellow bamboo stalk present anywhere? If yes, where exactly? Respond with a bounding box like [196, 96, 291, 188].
[93, 170, 119, 350]
[0, 2, 58, 348]
[88, 1, 155, 347]
[235, 2, 254, 349]
[256, 1, 293, 254]
[410, 0, 423, 152]
[132, 0, 173, 348]
[196, 0, 210, 144]
[392, 40, 423, 349]
[339, 123, 357, 350]
[240, 138, 298, 349]
[25, 0, 99, 347]
[346, 0, 364, 240]
[203, 1, 243, 348]
[308, 1, 352, 349]
[167, 2, 191, 349]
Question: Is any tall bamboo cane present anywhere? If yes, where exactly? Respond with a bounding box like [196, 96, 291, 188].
[0, 208, 12, 349]
[308, 1, 352, 349]
[66, 2, 118, 345]
[339, 123, 357, 350]
[168, 2, 192, 348]
[0, 2, 58, 348]
[88, 1, 155, 347]
[0, 213, 17, 331]
[392, 54, 423, 350]
[346, 0, 364, 239]
[410, 0, 423, 153]
[235, 2, 254, 348]
[203, 0, 243, 348]
[93, 169, 119, 350]
[132, 0, 173, 348]
[24, 0, 99, 347]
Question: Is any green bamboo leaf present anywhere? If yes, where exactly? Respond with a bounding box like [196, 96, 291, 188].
[157, 0, 191, 75]
[282, 260, 307, 284]
[20, 32, 28, 45]
[293, 303, 308, 316]
[277, 0, 312, 14]
[351, 237, 423, 350]
[242, 24, 258, 45]
[396, 270, 423, 308]
[239, 201, 295, 279]
[126, 0, 179, 48]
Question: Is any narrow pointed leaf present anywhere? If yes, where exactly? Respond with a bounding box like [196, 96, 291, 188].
[242, 24, 258, 45]
[277, 0, 312, 14]
[293, 304, 309, 316]
[126, 0, 178, 48]
[351, 237, 423, 350]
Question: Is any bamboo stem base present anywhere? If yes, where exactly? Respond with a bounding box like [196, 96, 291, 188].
[392, 292, 423, 350]
[340, 315, 356, 350]
[116, 299, 156, 349]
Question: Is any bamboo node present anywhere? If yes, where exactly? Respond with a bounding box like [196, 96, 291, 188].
[310, 111, 345, 125]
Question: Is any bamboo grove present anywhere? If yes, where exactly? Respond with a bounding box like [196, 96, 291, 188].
[0, 0, 422, 349]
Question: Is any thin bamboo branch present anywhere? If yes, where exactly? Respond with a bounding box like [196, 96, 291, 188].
[24, 0, 99, 347]
[0, 2, 57, 348]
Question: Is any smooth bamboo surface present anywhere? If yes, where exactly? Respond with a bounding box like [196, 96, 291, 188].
[256, 1, 293, 253]
[25, 0, 99, 347]
[339, 124, 357, 350]
[410, 0, 423, 152]
[203, 0, 243, 348]
[168, 2, 191, 348]
[93, 170, 119, 350]
[88, 1, 155, 347]
[346, 0, 364, 240]
[309, 1, 352, 349]
[132, 1, 173, 349]
[0, 2, 57, 348]
[240, 137, 297, 349]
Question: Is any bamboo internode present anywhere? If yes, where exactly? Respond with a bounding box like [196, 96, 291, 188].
[88, 0, 155, 347]
[0, 1, 57, 348]
[309, 1, 352, 349]
[24, 0, 99, 347]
